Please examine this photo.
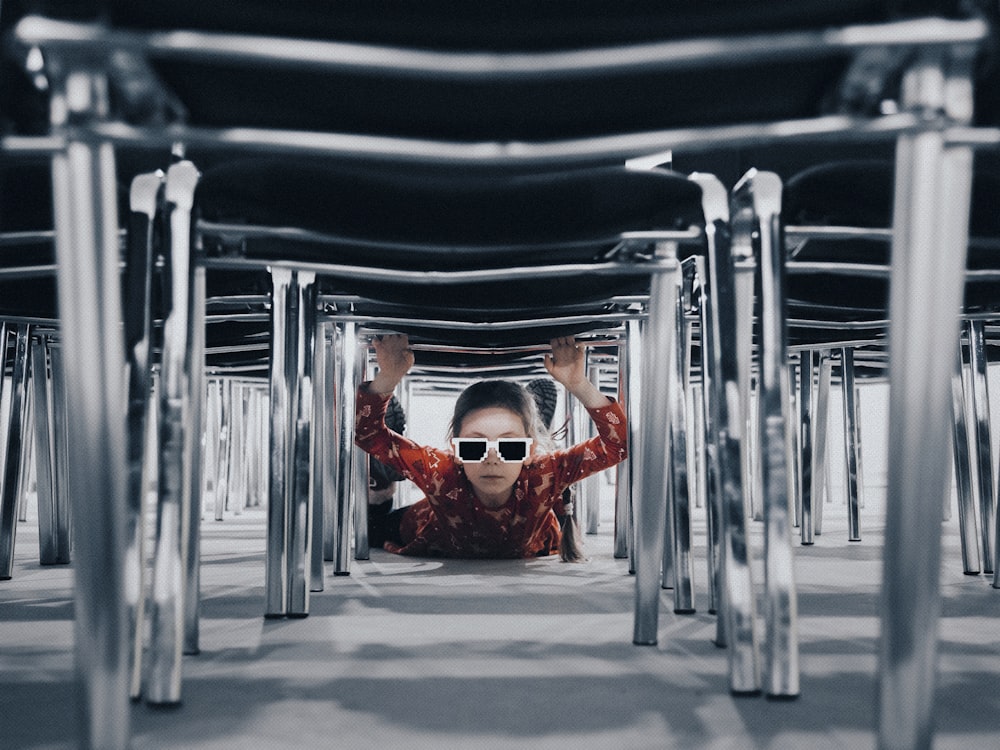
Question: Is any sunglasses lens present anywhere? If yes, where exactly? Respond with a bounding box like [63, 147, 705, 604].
[497, 440, 529, 462]
[456, 439, 488, 462]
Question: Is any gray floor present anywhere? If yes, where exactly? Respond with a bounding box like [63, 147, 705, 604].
[3, 489, 999, 750]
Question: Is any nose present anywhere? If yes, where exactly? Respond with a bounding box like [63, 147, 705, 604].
[483, 447, 502, 464]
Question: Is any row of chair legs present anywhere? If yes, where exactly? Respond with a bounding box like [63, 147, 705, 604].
[6, 146, 995, 750]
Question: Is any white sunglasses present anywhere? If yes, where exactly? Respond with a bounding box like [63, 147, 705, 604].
[451, 437, 533, 463]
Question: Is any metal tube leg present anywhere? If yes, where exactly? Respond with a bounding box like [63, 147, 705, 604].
[696, 260, 722, 620]
[841, 349, 862, 542]
[214, 381, 231, 519]
[203, 379, 220, 519]
[311, 323, 330, 590]
[122, 170, 161, 695]
[584, 358, 602, 535]
[787, 368, 801, 530]
[951, 345, 981, 574]
[877, 58, 974, 748]
[626, 318, 643, 574]
[31, 336, 60, 565]
[51, 82, 130, 746]
[741, 172, 798, 699]
[323, 327, 338, 562]
[667, 261, 695, 614]
[287, 272, 316, 616]
[0, 325, 31, 578]
[50, 344, 73, 555]
[184, 263, 206, 651]
[266, 269, 293, 615]
[693, 173, 759, 693]
[733, 231, 757, 523]
[334, 321, 359, 575]
[147, 160, 200, 705]
[813, 352, 832, 537]
[799, 352, 816, 546]
[353, 340, 370, 561]
[632, 241, 678, 646]
[613, 328, 634, 560]
[967, 320, 996, 574]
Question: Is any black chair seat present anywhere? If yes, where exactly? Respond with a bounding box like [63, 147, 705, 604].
[196, 160, 701, 307]
[81, 1, 906, 46]
[19, 2, 944, 144]
[196, 160, 703, 261]
[783, 160, 1000, 318]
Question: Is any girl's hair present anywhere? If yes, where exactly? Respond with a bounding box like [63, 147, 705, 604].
[449, 378, 585, 563]
[448, 379, 545, 442]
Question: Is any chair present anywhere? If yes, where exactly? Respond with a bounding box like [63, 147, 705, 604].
[730, 151, 1000, 739]
[780, 158, 1000, 566]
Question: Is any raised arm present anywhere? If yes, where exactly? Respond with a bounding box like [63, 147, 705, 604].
[368, 333, 415, 395]
[543, 336, 612, 409]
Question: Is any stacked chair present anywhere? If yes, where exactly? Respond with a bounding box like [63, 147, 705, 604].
[2, 3, 998, 750]
[774, 158, 1000, 570]
[0, 162, 63, 580]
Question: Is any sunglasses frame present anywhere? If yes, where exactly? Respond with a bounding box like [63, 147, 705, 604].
[450, 437, 534, 463]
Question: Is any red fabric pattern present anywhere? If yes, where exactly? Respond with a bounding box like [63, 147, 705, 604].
[355, 385, 628, 558]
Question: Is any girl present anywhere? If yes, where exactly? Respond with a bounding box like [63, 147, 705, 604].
[355, 334, 628, 560]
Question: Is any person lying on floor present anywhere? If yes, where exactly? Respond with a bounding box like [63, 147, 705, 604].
[356, 334, 627, 561]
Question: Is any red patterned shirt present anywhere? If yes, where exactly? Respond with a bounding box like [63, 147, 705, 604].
[355, 385, 628, 558]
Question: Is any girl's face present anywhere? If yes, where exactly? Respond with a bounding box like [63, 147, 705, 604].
[455, 406, 532, 507]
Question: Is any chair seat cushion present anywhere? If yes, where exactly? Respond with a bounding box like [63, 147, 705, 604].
[196, 160, 704, 270]
[784, 159, 1000, 266]
[92, 1, 901, 47]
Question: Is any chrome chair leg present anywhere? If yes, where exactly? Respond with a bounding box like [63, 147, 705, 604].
[204, 379, 221, 519]
[632, 240, 679, 646]
[310, 323, 331, 591]
[31, 334, 71, 566]
[742, 170, 798, 700]
[352, 341, 370, 561]
[185, 262, 206, 652]
[789, 365, 801, 531]
[266, 269, 294, 613]
[147, 159, 201, 705]
[624, 317, 643, 574]
[799, 351, 817, 546]
[122, 169, 162, 697]
[839, 348, 862, 542]
[322, 326, 338, 562]
[50, 78, 131, 746]
[333, 321, 360, 575]
[693, 173, 760, 694]
[584, 359, 602, 535]
[287, 272, 316, 614]
[877, 55, 974, 749]
[965, 319, 996, 574]
[733, 223, 759, 524]
[695, 260, 722, 619]
[212, 380, 231, 519]
[951, 346, 982, 574]
[813, 351, 833, 537]
[665, 258, 696, 614]
[266, 269, 317, 615]
[0, 325, 31, 579]
[613, 326, 634, 560]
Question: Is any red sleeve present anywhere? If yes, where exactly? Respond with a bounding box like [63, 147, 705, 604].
[547, 399, 628, 498]
[354, 384, 460, 508]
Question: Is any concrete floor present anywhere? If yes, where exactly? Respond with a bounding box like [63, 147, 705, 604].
[3, 489, 999, 750]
